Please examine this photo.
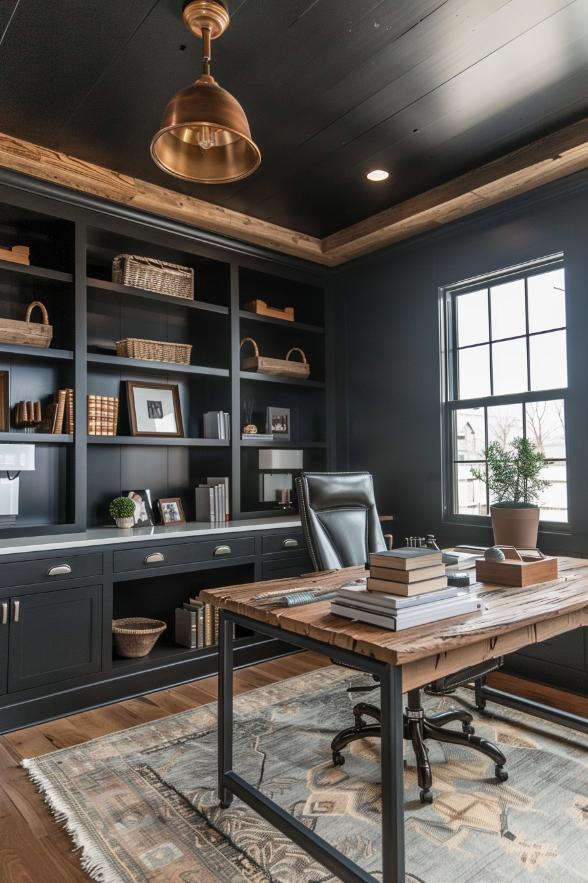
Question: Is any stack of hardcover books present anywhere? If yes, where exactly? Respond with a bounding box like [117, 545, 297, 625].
[331, 547, 479, 631]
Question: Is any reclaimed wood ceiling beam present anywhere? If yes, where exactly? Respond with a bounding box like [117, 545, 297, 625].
[2, 117, 588, 267]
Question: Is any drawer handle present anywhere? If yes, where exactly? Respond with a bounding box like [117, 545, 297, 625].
[12, 600, 20, 624]
[144, 552, 165, 565]
[1, 602, 8, 626]
[214, 545, 232, 557]
[47, 563, 72, 577]
[282, 538, 299, 549]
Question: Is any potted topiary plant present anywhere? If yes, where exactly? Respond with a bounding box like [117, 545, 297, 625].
[471, 437, 550, 548]
[109, 496, 135, 529]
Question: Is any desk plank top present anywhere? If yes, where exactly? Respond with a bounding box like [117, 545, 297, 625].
[201, 558, 588, 670]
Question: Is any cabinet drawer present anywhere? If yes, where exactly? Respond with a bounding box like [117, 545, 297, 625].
[114, 537, 255, 573]
[0, 553, 103, 589]
[262, 530, 305, 556]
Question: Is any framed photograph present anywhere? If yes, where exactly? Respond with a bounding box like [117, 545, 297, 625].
[158, 497, 186, 525]
[266, 406, 290, 440]
[122, 489, 155, 527]
[0, 371, 8, 432]
[126, 381, 184, 438]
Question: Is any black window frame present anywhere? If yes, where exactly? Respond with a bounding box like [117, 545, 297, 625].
[440, 253, 569, 529]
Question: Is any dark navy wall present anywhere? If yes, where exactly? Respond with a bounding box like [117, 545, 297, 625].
[332, 172, 588, 558]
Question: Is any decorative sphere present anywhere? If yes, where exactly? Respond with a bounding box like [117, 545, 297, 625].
[485, 546, 506, 562]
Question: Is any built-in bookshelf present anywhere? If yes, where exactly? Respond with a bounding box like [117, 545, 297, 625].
[0, 179, 332, 536]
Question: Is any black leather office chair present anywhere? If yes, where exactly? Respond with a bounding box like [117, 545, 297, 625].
[296, 471, 507, 804]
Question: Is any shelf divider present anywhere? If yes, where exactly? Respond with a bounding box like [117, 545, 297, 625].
[87, 277, 229, 315]
[87, 352, 229, 378]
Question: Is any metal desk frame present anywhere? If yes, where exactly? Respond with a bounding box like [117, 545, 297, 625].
[218, 611, 405, 883]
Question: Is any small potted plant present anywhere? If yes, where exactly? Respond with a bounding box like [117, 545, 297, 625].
[109, 496, 135, 529]
[471, 437, 550, 548]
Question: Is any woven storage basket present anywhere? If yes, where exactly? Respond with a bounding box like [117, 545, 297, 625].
[115, 338, 192, 365]
[113, 255, 194, 300]
[112, 617, 167, 658]
[240, 337, 310, 379]
[0, 301, 52, 348]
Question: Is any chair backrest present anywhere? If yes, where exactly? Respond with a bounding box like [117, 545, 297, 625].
[296, 472, 386, 571]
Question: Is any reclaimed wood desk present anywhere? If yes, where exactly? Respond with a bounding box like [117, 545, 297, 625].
[201, 557, 588, 883]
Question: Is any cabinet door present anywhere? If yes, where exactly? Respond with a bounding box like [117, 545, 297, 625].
[0, 600, 8, 697]
[8, 585, 102, 694]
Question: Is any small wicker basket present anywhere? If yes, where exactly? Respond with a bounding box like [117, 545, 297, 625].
[112, 618, 167, 658]
[0, 301, 53, 348]
[113, 255, 194, 300]
[115, 338, 192, 365]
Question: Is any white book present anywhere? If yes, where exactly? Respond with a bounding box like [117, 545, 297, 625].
[207, 477, 230, 519]
[195, 485, 215, 521]
[442, 549, 481, 570]
[331, 595, 480, 631]
[336, 584, 460, 610]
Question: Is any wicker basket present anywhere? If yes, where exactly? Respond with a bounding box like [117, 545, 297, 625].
[115, 338, 192, 365]
[113, 255, 194, 300]
[240, 337, 310, 379]
[0, 301, 52, 348]
[112, 618, 167, 658]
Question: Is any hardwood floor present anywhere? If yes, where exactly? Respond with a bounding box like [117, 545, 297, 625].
[0, 654, 585, 883]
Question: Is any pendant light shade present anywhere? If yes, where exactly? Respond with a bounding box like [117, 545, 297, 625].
[151, 0, 260, 184]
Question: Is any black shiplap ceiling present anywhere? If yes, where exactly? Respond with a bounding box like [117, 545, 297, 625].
[1, 0, 588, 236]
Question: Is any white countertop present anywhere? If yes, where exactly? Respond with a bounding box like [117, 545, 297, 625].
[0, 518, 302, 557]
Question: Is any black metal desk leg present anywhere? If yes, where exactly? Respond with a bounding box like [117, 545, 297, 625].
[218, 612, 234, 808]
[380, 665, 405, 883]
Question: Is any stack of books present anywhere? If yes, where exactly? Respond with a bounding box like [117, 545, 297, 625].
[331, 547, 480, 631]
[175, 597, 233, 649]
[87, 394, 118, 436]
[203, 411, 230, 440]
[195, 476, 230, 522]
[40, 388, 75, 434]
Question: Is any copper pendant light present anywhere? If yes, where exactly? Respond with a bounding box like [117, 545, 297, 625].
[151, 0, 261, 184]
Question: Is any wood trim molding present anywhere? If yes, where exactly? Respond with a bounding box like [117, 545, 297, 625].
[322, 115, 588, 264]
[2, 118, 588, 267]
[0, 133, 326, 265]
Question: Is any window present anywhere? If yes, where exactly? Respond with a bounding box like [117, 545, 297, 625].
[443, 256, 568, 523]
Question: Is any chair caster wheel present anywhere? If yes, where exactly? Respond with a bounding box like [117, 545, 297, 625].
[420, 789, 433, 804]
[333, 752, 345, 767]
[495, 766, 508, 782]
[462, 723, 475, 735]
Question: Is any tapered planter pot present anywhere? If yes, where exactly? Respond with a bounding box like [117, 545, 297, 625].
[490, 503, 540, 548]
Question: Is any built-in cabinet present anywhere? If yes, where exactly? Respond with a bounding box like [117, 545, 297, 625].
[0, 522, 311, 733]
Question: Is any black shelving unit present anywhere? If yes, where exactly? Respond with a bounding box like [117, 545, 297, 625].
[0, 176, 332, 536]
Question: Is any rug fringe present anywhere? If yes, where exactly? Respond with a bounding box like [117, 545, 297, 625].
[22, 758, 123, 883]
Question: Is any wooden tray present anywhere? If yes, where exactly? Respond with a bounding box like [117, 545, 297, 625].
[240, 337, 310, 379]
[0, 301, 52, 348]
[476, 554, 558, 587]
[243, 299, 294, 322]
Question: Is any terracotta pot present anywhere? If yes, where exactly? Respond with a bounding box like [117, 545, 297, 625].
[490, 504, 540, 548]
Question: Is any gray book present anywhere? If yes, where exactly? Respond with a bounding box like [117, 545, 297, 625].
[195, 485, 215, 521]
[183, 600, 205, 648]
[207, 477, 230, 520]
[175, 607, 197, 649]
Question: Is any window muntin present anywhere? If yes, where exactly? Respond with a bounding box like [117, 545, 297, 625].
[445, 259, 568, 524]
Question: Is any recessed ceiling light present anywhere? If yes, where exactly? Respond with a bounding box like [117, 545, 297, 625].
[366, 169, 389, 182]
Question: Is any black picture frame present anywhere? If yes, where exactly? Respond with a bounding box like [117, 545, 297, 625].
[266, 406, 290, 439]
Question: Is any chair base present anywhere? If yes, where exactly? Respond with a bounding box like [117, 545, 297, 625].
[331, 690, 507, 804]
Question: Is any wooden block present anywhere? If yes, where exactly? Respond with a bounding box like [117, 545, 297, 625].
[476, 555, 558, 587]
[0, 244, 30, 265]
[243, 299, 295, 322]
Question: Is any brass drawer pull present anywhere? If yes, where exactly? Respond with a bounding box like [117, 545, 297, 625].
[282, 538, 299, 549]
[144, 552, 165, 565]
[12, 600, 20, 623]
[47, 563, 72, 577]
[214, 545, 232, 557]
[1, 602, 8, 626]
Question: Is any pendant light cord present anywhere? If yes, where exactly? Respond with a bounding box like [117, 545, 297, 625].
[202, 27, 212, 76]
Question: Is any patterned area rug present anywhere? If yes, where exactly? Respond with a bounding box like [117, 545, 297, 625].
[24, 666, 588, 883]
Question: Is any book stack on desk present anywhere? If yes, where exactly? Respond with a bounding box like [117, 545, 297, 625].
[330, 547, 480, 631]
